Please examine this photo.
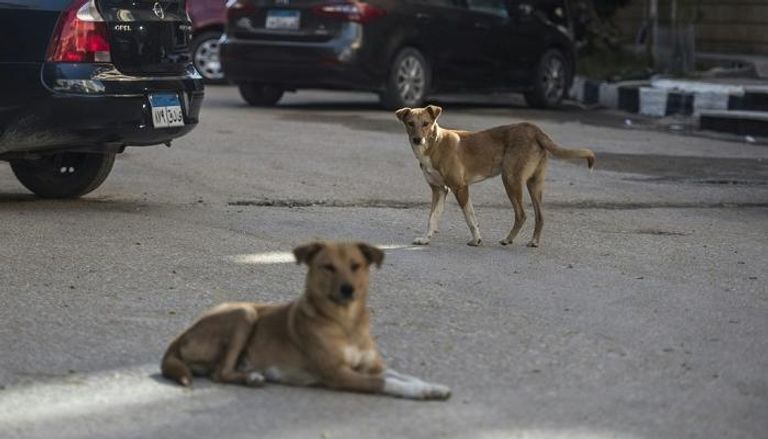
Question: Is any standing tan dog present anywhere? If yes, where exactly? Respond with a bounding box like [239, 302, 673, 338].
[161, 241, 450, 400]
[396, 106, 594, 247]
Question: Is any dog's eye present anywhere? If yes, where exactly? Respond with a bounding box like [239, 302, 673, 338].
[322, 264, 336, 273]
[350, 262, 361, 272]
[422, 122, 429, 127]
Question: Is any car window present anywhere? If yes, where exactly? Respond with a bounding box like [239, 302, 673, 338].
[535, 0, 570, 27]
[465, 0, 509, 17]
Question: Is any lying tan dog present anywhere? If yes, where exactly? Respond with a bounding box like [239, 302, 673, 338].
[396, 105, 595, 247]
[161, 241, 450, 400]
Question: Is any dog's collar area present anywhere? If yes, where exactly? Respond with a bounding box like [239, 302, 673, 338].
[428, 125, 441, 145]
[329, 294, 354, 306]
[412, 126, 442, 159]
[411, 143, 426, 155]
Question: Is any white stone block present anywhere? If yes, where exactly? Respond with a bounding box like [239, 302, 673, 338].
[639, 87, 668, 117]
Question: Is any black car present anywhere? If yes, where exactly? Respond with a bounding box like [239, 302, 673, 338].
[220, 0, 574, 109]
[0, 0, 204, 198]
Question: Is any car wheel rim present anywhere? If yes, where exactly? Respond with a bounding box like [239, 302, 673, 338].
[396, 55, 425, 105]
[52, 154, 83, 176]
[541, 56, 565, 103]
[194, 39, 224, 80]
[22, 153, 86, 180]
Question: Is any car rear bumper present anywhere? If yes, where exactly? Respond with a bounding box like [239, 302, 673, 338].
[220, 33, 381, 91]
[0, 63, 204, 156]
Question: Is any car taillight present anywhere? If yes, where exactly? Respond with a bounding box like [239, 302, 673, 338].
[312, 2, 386, 24]
[46, 0, 111, 63]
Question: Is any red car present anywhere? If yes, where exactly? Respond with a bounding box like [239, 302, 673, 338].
[188, 0, 227, 81]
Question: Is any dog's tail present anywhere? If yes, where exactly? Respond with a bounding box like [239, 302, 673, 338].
[161, 338, 192, 387]
[536, 130, 595, 169]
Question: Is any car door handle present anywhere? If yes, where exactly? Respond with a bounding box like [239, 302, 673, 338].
[416, 13, 431, 20]
[473, 21, 489, 29]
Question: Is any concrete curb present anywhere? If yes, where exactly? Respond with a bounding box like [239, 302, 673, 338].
[700, 110, 768, 136]
[570, 76, 768, 137]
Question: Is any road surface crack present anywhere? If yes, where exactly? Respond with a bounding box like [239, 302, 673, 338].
[228, 198, 768, 210]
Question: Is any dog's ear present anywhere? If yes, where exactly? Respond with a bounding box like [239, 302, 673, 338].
[426, 105, 442, 121]
[395, 107, 411, 121]
[293, 242, 325, 265]
[356, 242, 384, 268]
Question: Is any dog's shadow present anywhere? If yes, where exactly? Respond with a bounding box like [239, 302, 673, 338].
[147, 373, 217, 391]
[148, 373, 177, 388]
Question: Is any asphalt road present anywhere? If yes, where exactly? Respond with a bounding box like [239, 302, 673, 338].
[1, 87, 767, 439]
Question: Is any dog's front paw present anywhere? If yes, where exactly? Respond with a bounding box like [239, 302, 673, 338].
[246, 371, 265, 387]
[499, 238, 512, 246]
[384, 378, 451, 401]
[423, 383, 452, 400]
[413, 236, 431, 245]
[466, 238, 482, 247]
[526, 240, 539, 248]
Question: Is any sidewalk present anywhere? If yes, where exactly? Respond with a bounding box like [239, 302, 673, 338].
[697, 52, 768, 79]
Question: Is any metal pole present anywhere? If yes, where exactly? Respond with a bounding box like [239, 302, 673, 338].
[650, 0, 658, 69]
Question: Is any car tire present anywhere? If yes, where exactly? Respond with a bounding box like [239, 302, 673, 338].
[191, 31, 225, 83]
[238, 83, 284, 107]
[10, 152, 116, 199]
[380, 47, 430, 110]
[524, 49, 570, 109]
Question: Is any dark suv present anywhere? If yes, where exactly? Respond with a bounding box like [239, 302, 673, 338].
[220, 0, 574, 109]
[0, 0, 204, 198]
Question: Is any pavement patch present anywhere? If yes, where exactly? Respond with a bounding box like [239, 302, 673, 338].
[596, 152, 768, 184]
[228, 198, 768, 210]
[278, 112, 400, 134]
[226, 244, 425, 265]
[0, 364, 211, 427]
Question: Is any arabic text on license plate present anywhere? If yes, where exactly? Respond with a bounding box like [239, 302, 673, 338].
[149, 94, 184, 128]
[266, 10, 300, 30]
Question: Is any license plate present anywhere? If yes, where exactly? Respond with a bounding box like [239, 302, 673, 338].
[266, 10, 300, 30]
[149, 94, 184, 128]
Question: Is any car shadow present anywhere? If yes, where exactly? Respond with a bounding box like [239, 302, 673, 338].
[0, 194, 162, 214]
[275, 92, 534, 112]
[0, 193, 37, 202]
[205, 86, 531, 112]
[272, 96, 628, 136]
[204, 85, 658, 133]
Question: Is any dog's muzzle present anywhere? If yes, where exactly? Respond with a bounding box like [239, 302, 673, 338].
[331, 283, 355, 304]
[340, 283, 354, 299]
[412, 137, 424, 145]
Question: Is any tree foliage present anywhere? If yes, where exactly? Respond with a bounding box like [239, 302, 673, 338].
[592, 0, 633, 19]
[573, 0, 634, 52]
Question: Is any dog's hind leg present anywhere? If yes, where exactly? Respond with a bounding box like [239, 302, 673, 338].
[454, 186, 482, 246]
[526, 167, 546, 247]
[499, 174, 526, 246]
[161, 339, 193, 387]
[211, 308, 264, 387]
[413, 185, 448, 245]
